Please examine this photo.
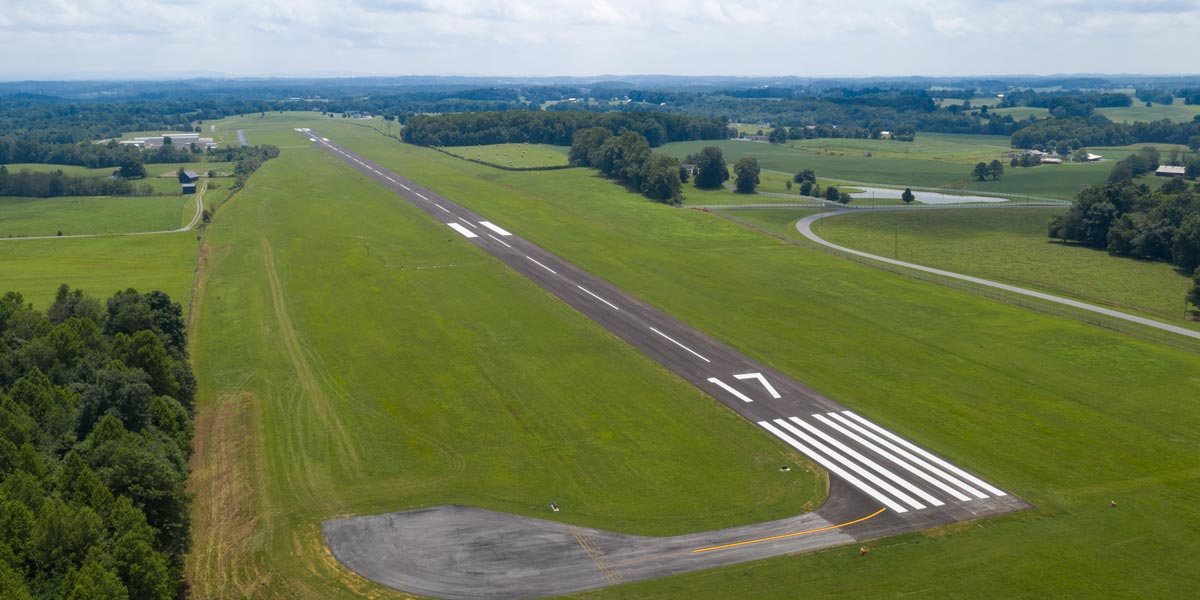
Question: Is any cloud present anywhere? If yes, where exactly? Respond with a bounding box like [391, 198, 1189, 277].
[0, 0, 1198, 78]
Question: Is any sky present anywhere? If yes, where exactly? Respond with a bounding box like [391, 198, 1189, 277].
[2, 0, 1199, 80]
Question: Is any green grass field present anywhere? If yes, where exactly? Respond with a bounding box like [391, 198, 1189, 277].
[1098, 100, 1200, 123]
[1, 163, 117, 177]
[660, 136, 1109, 200]
[172, 114, 1200, 598]
[0, 194, 192, 237]
[309, 118, 1200, 598]
[186, 128, 826, 599]
[0, 233, 197, 308]
[764, 207, 1196, 325]
[440, 142, 569, 168]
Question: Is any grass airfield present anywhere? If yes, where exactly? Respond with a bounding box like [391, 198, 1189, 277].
[177, 114, 1200, 597]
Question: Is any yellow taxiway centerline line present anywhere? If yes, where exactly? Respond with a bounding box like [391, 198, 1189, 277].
[691, 507, 888, 554]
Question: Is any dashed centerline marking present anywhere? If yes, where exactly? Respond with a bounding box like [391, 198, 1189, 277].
[707, 377, 753, 403]
[525, 256, 557, 274]
[457, 217, 478, 229]
[433, 203, 451, 213]
[487, 234, 512, 248]
[577, 286, 620, 310]
[447, 223, 478, 238]
[648, 327, 711, 363]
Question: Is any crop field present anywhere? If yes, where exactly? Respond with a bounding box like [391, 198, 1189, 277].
[660, 136, 1112, 200]
[1097, 100, 1200, 123]
[440, 142, 569, 168]
[289, 118, 1200, 598]
[185, 129, 825, 599]
[0, 194, 193, 237]
[0, 232, 197, 308]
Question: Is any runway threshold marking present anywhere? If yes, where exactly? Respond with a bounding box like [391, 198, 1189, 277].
[691, 507, 887, 554]
[525, 255, 557, 274]
[487, 234, 512, 248]
[648, 327, 711, 363]
[577, 286, 620, 310]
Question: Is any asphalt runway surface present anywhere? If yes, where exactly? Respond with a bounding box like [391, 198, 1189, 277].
[296, 130, 1031, 598]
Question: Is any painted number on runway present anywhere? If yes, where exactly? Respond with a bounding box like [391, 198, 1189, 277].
[733, 372, 780, 398]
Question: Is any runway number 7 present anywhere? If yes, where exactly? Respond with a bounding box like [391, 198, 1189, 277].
[734, 372, 781, 399]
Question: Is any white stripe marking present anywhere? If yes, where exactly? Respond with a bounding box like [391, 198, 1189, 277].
[434, 204, 451, 213]
[457, 217, 478, 229]
[447, 223, 478, 238]
[843, 411, 1005, 497]
[479, 221, 512, 236]
[707, 377, 753, 403]
[822, 413, 975, 501]
[399, 183, 411, 191]
[322, 137, 329, 141]
[577, 286, 620, 310]
[525, 256, 557, 274]
[790, 417, 942, 507]
[775, 419, 925, 510]
[734, 372, 781, 398]
[415, 192, 428, 200]
[759, 421, 906, 513]
[648, 327, 711, 363]
[487, 234, 512, 248]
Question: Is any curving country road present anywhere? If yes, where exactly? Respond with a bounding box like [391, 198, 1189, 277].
[795, 209, 1200, 341]
[296, 129, 1030, 599]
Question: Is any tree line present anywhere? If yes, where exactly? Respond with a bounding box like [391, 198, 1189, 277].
[1048, 180, 1200, 310]
[568, 128, 684, 204]
[401, 111, 729, 147]
[0, 167, 137, 198]
[0, 285, 196, 599]
[1011, 116, 1200, 154]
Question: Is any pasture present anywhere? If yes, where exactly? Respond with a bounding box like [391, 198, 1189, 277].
[0, 232, 197, 308]
[0, 194, 192, 237]
[1097, 99, 1200, 123]
[660, 136, 1109, 200]
[440, 142, 569, 168]
[316, 118, 1200, 598]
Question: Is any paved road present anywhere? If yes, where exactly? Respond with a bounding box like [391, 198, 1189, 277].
[297, 129, 1030, 598]
[796, 209, 1200, 342]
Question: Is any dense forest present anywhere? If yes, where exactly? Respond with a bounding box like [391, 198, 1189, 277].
[0, 286, 195, 599]
[0, 167, 137, 198]
[400, 111, 729, 147]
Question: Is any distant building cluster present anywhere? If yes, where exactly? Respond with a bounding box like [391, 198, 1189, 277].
[120, 133, 217, 150]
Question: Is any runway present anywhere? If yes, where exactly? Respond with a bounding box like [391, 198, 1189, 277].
[295, 129, 1031, 598]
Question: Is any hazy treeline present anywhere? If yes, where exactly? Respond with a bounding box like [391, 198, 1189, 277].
[400, 111, 729, 147]
[1011, 116, 1200, 153]
[0, 286, 195, 599]
[0, 167, 137, 198]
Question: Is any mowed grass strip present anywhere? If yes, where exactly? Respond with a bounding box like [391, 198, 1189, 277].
[811, 207, 1198, 325]
[187, 141, 824, 598]
[320, 119, 1200, 598]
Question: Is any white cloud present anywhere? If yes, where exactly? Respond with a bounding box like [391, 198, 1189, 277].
[1, 0, 1198, 78]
